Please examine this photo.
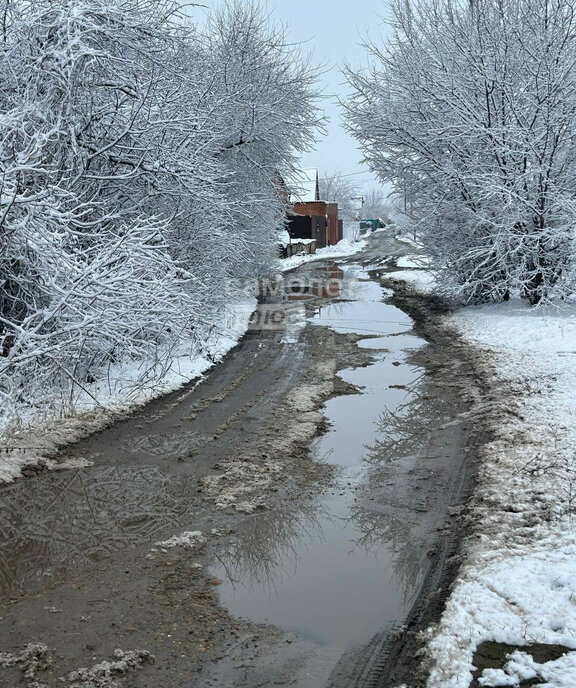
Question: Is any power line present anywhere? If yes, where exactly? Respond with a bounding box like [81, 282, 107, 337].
[316, 170, 378, 182]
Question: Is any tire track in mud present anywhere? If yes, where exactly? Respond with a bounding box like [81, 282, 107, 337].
[0, 235, 487, 688]
[0, 247, 390, 688]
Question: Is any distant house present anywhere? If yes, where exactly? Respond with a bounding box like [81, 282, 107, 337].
[285, 169, 341, 249]
[273, 173, 315, 257]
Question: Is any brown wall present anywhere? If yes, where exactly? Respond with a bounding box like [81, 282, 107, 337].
[326, 202, 338, 246]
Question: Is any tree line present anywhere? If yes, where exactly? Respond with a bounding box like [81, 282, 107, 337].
[0, 0, 321, 431]
[346, 0, 576, 305]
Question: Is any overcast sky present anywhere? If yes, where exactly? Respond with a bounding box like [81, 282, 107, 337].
[184, 1, 393, 193]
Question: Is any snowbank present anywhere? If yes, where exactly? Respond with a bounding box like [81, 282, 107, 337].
[0, 299, 256, 484]
[425, 301, 576, 687]
[395, 255, 430, 269]
[378, 250, 435, 292]
[394, 232, 423, 249]
[385, 267, 436, 292]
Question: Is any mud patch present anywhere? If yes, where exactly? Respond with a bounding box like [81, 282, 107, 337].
[198, 358, 339, 514]
[200, 456, 284, 512]
[0, 465, 192, 597]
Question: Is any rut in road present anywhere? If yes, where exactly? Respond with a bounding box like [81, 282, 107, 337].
[0, 234, 482, 688]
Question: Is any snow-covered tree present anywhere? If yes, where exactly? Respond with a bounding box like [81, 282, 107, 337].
[0, 0, 199, 412]
[318, 170, 360, 220]
[362, 187, 390, 221]
[346, 0, 576, 304]
[0, 0, 322, 432]
[200, 1, 322, 278]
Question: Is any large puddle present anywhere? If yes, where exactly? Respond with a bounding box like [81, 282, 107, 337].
[211, 265, 427, 649]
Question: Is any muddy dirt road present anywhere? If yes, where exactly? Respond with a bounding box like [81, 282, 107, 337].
[0, 233, 485, 688]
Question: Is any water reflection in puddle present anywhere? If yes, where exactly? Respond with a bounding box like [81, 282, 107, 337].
[358, 333, 423, 350]
[313, 270, 413, 338]
[212, 264, 428, 649]
[0, 466, 190, 595]
[322, 359, 422, 468]
[314, 300, 411, 338]
[213, 492, 406, 647]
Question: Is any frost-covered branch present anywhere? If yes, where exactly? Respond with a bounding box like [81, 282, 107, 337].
[0, 0, 322, 433]
[346, 0, 576, 304]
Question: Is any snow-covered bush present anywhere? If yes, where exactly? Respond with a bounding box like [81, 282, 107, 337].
[0, 0, 321, 433]
[346, 0, 576, 305]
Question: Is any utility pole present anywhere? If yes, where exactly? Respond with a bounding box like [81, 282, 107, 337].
[351, 195, 364, 221]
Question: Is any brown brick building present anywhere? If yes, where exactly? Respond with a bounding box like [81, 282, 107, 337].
[286, 170, 341, 249]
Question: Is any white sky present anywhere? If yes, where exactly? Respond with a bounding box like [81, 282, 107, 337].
[183, 1, 393, 194]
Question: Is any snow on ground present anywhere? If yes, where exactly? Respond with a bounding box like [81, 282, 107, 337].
[380, 242, 435, 291]
[0, 642, 153, 688]
[424, 301, 576, 687]
[278, 236, 368, 272]
[396, 255, 430, 269]
[0, 298, 257, 484]
[475, 648, 576, 687]
[154, 531, 206, 550]
[379, 256, 576, 687]
[66, 649, 153, 688]
[394, 232, 423, 249]
[385, 267, 436, 291]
